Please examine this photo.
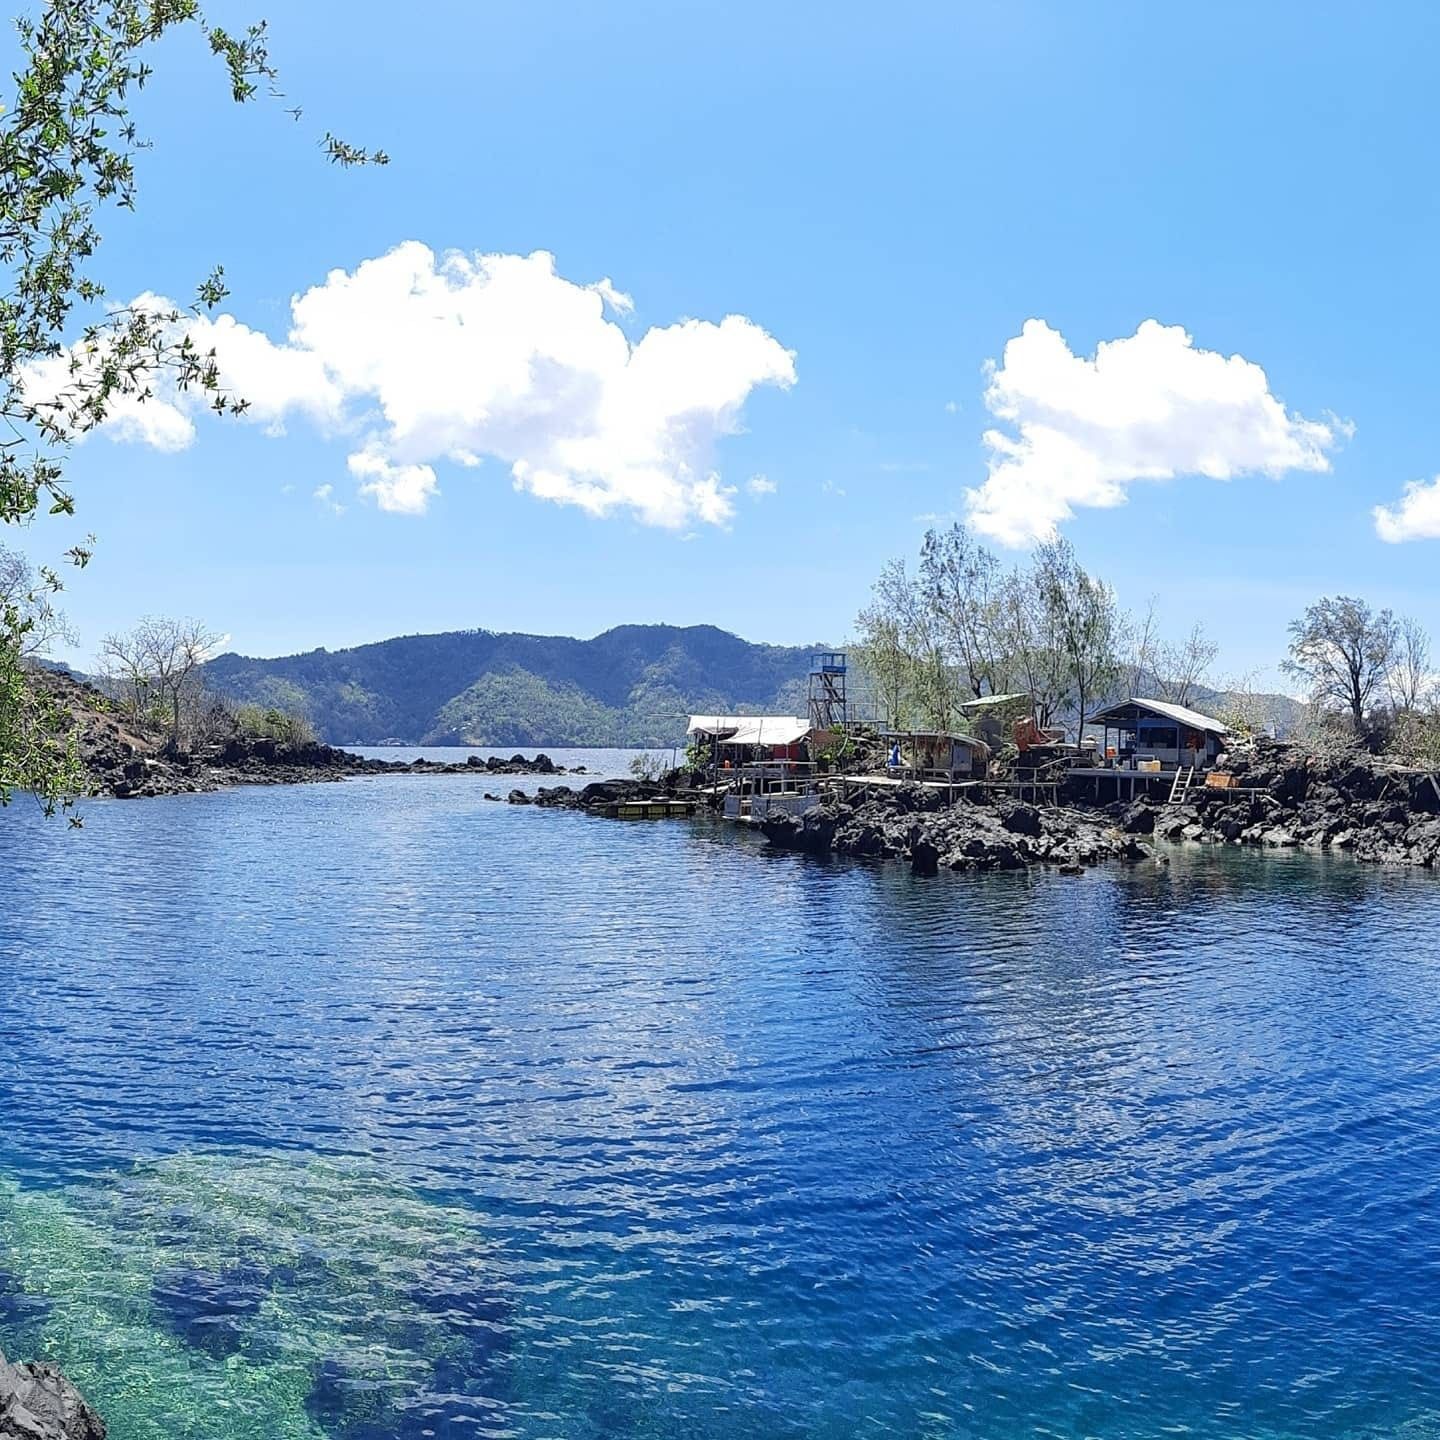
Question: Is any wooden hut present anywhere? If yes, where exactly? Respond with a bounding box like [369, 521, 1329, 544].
[883, 730, 991, 783]
[1086, 698, 1229, 772]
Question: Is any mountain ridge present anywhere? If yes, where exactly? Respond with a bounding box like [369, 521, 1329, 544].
[201, 622, 1307, 748]
[202, 623, 823, 746]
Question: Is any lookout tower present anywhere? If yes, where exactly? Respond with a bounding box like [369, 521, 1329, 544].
[808, 651, 848, 733]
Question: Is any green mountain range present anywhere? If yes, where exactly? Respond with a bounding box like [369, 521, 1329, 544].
[202, 625, 820, 746]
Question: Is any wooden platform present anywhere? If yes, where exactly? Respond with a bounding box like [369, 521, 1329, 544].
[1059, 768, 1170, 802]
[832, 774, 982, 800]
[608, 799, 699, 819]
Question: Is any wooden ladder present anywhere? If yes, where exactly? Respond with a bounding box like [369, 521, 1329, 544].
[1169, 765, 1195, 805]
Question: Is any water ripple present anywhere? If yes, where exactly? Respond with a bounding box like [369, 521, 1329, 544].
[3, 773, 1440, 1437]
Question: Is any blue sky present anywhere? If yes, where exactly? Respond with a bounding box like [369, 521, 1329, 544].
[15, 0, 1440, 686]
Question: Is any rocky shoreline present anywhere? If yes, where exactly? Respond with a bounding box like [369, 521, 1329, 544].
[88, 737, 579, 801]
[497, 737, 1440, 879]
[34, 667, 582, 801]
[0, 1352, 104, 1440]
[511, 737, 1440, 882]
[505, 779, 662, 810]
[760, 785, 1152, 874]
[757, 738, 1440, 877]
[1107, 736, 1440, 868]
[501, 774, 1156, 875]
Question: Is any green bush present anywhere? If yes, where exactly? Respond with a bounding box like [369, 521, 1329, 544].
[628, 752, 668, 782]
[231, 704, 316, 746]
[1387, 708, 1440, 767]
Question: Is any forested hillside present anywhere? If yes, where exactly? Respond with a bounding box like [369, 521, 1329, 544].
[203, 625, 817, 745]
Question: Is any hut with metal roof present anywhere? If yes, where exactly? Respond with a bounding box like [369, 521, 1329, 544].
[687, 715, 818, 764]
[1086, 698, 1230, 771]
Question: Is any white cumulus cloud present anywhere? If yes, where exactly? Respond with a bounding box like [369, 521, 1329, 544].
[189, 311, 344, 433]
[32, 244, 794, 529]
[347, 447, 439, 516]
[965, 319, 1341, 547]
[746, 473, 777, 496]
[1374, 476, 1440, 542]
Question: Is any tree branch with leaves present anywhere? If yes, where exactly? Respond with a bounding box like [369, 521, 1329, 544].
[0, 0, 384, 813]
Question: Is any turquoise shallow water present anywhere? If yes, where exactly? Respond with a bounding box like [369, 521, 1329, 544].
[4, 768, 1440, 1438]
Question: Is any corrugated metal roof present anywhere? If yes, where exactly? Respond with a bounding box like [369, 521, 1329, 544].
[688, 715, 812, 743]
[958, 692, 1032, 710]
[1089, 696, 1230, 734]
[720, 717, 812, 747]
[687, 715, 743, 735]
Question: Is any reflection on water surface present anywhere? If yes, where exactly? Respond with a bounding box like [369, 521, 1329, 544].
[3, 775, 1440, 1437]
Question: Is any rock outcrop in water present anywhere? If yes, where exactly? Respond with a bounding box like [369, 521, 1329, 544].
[762, 786, 1150, 874]
[1109, 737, 1440, 868]
[512, 780, 665, 811]
[87, 737, 575, 801]
[0, 1352, 105, 1440]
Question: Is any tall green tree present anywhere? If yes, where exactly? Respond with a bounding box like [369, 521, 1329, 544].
[993, 563, 1069, 729]
[0, 0, 383, 813]
[1033, 537, 1123, 741]
[855, 559, 920, 730]
[917, 522, 1006, 701]
[1282, 595, 1398, 735]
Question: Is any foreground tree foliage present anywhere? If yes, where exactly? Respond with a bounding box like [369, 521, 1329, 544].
[0, 1, 383, 813]
[0, 540, 73, 654]
[0, 540, 83, 814]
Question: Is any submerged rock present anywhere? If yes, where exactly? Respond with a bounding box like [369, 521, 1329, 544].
[0, 1155, 512, 1440]
[0, 1270, 50, 1331]
[152, 1263, 269, 1357]
[0, 1352, 105, 1440]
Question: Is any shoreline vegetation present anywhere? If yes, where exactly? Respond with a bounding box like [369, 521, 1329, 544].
[34, 668, 579, 802]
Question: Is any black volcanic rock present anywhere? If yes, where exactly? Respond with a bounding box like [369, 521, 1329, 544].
[1146, 736, 1440, 867]
[0, 1351, 105, 1440]
[27, 668, 579, 801]
[762, 793, 1144, 873]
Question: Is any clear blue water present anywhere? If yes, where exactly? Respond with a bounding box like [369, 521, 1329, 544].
[4, 764, 1440, 1438]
